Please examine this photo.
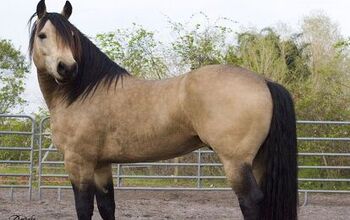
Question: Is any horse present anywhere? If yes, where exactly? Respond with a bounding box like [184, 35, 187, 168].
[29, 1, 298, 219]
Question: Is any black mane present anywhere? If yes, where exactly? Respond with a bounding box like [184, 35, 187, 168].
[29, 13, 130, 104]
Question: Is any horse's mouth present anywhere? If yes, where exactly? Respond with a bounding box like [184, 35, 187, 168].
[55, 77, 69, 85]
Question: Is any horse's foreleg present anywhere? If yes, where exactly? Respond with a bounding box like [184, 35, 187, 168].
[65, 154, 96, 220]
[94, 163, 115, 220]
[71, 181, 95, 220]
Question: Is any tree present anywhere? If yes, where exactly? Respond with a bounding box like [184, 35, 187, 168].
[299, 12, 350, 120]
[237, 28, 310, 84]
[302, 12, 341, 74]
[96, 24, 168, 79]
[169, 13, 239, 70]
[0, 39, 29, 114]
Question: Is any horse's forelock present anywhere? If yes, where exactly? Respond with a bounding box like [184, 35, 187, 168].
[28, 13, 38, 58]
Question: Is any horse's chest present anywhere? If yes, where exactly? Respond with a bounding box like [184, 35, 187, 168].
[50, 117, 102, 155]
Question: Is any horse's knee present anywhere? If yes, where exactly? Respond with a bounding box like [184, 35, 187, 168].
[94, 164, 112, 189]
[64, 153, 95, 187]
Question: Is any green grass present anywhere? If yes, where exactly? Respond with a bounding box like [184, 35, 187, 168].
[0, 165, 30, 174]
[117, 178, 229, 188]
[0, 165, 32, 185]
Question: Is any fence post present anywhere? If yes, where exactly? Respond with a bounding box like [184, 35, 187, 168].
[28, 116, 35, 201]
[174, 157, 179, 183]
[116, 164, 121, 188]
[38, 117, 49, 200]
[197, 149, 202, 188]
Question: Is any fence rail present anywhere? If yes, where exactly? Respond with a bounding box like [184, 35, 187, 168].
[1, 115, 349, 205]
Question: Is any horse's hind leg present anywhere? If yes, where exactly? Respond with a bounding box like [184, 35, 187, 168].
[212, 131, 268, 219]
[221, 158, 263, 220]
[94, 163, 115, 220]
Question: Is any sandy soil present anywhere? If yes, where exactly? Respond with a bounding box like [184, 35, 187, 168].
[1, 189, 350, 220]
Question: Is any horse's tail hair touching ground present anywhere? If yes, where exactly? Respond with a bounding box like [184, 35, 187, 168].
[258, 81, 298, 220]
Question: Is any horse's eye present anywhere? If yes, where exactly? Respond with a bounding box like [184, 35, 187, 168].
[38, 33, 47, 39]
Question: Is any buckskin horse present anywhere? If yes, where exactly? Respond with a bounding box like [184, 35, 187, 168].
[29, 1, 298, 219]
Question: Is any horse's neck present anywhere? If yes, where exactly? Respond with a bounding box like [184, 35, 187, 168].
[37, 72, 60, 109]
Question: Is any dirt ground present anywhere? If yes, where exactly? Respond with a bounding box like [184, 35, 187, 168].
[1, 189, 350, 220]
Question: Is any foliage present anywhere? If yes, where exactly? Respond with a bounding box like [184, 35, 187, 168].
[0, 39, 29, 114]
[96, 24, 168, 79]
[169, 13, 238, 70]
[237, 28, 311, 84]
[297, 12, 350, 120]
[0, 117, 33, 161]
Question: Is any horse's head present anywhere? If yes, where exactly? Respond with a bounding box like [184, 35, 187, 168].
[30, 0, 80, 84]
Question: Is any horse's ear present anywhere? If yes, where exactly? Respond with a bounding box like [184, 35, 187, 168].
[36, 0, 46, 19]
[62, 1, 73, 19]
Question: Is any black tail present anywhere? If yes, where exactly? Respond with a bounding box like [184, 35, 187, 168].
[259, 81, 298, 220]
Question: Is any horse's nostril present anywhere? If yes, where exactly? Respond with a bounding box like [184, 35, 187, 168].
[57, 62, 78, 79]
[57, 62, 67, 76]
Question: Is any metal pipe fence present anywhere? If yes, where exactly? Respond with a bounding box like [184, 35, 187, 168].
[0, 115, 349, 205]
[0, 114, 35, 200]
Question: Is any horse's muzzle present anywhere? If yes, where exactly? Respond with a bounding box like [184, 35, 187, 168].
[57, 61, 78, 81]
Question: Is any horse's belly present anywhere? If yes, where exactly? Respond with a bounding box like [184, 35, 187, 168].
[101, 134, 203, 163]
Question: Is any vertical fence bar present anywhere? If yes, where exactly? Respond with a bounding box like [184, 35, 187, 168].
[10, 187, 14, 201]
[174, 157, 179, 183]
[57, 187, 61, 201]
[302, 191, 308, 206]
[28, 116, 35, 200]
[38, 118, 43, 199]
[38, 117, 49, 199]
[197, 149, 202, 188]
[116, 164, 121, 188]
